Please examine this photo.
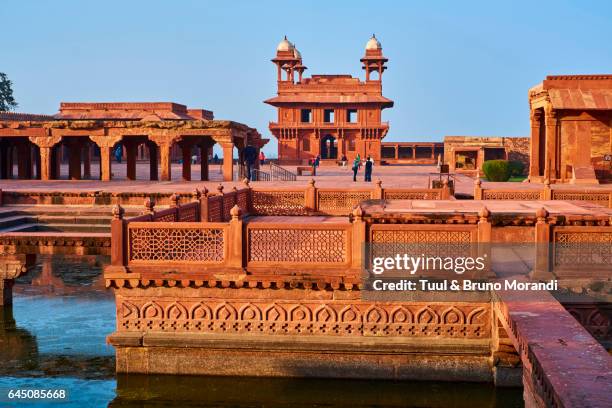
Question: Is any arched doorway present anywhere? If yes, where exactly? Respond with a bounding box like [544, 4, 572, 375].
[320, 135, 337, 160]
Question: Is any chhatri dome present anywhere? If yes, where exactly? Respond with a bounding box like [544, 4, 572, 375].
[276, 36, 294, 52]
[293, 45, 302, 59]
[365, 34, 382, 50]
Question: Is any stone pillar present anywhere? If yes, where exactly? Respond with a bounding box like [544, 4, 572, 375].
[412, 146, 416, 160]
[17, 142, 32, 179]
[221, 142, 234, 182]
[529, 110, 542, 178]
[159, 142, 172, 181]
[83, 143, 91, 179]
[99, 146, 112, 181]
[544, 109, 558, 181]
[181, 143, 192, 181]
[394, 144, 398, 160]
[67, 139, 82, 180]
[0, 254, 34, 307]
[125, 140, 138, 181]
[431, 145, 435, 160]
[39, 147, 52, 181]
[52, 145, 61, 179]
[200, 144, 210, 181]
[148, 142, 158, 181]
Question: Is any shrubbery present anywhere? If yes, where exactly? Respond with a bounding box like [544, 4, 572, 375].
[508, 160, 525, 177]
[482, 160, 510, 181]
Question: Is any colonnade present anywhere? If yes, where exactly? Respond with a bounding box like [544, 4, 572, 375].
[0, 135, 253, 182]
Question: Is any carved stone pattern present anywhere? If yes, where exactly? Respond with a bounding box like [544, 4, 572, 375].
[317, 191, 371, 212]
[251, 191, 308, 216]
[237, 190, 249, 215]
[248, 228, 346, 263]
[129, 227, 224, 262]
[384, 191, 441, 200]
[565, 305, 611, 344]
[371, 230, 473, 261]
[117, 300, 489, 339]
[554, 232, 612, 266]
[177, 203, 198, 222]
[153, 211, 176, 222]
[207, 197, 223, 222]
[552, 192, 609, 206]
[482, 191, 542, 200]
[223, 195, 236, 221]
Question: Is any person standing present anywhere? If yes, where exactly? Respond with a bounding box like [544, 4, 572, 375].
[259, 151, 266, 166]
[315, 154, 320, 168]
[243, 144, 257, 181]
[352, 156, 360, 182]
[364, 156, 373, 182]
[341, 154, 347, 168]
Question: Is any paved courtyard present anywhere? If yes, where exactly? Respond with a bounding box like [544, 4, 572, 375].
[1, 162, 609, 195]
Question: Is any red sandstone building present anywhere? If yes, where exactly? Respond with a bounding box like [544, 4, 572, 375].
[528, 75, 612, 184]
[266, 36, 393, 165]
[0, 103, 264, 181]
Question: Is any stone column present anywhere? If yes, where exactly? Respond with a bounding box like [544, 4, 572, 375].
[89, 136, 118, 182]
[181, 143, 192, 181]
[39, 147, 52, 181]
[125, 140, 138, 181]
[412, 146, 416, 161]
[159, 142, 172, 181]
[0, 254, 34, 307]
[83, 143, 91, 179]
[200, 144, 210, 181]
[99, 146, 112, 181]
[221, 142, 234, 181]
[17, 142, 32, 179]
[66, 139, 82, 180]
[544, 109, 558, 181]
[53, 145, 61, 179]
[529, 110, 542, 178]
[394, 144, 398, 160]
[147, 141, 158, 181]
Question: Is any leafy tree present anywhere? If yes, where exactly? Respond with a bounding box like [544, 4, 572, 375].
[0, 73, 18, 111]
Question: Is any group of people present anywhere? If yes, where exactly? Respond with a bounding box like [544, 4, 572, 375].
[308, 153, 374, 181]
[347, 154, 374, 182]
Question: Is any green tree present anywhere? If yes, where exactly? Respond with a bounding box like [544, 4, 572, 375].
[0, 73, 18, 111]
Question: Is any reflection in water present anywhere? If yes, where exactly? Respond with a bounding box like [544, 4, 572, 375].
[111, 374, 524, 408]
[0, 255, 524, 407]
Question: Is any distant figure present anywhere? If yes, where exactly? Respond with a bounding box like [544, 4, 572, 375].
[364, 156, 373, 182]
[114, 144, 123, 163]
[192, 154, 197, 164]
[213, 153, 219, 164]
[259, 151, 266, 166]
[341, 154, 347, 168]
[352, 157, 360, 182]
[315, 154, 320, 168]
[243, 144, 258, 181]
[356, 153, 361, 168]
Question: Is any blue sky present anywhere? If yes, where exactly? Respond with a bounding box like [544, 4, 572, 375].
[2, 0, 611, 156]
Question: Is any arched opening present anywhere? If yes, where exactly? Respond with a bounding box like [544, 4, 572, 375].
[320, 135, 338, 160]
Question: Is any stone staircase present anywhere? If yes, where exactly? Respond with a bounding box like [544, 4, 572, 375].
[0, 207, 141, 234]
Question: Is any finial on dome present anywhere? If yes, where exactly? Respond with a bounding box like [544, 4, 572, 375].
[365, 34, 382, 51]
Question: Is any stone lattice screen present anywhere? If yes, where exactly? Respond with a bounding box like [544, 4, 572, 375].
[246, 223, 351, 267]
[127, 222, 227, 264]
[251, 190, 308, 216]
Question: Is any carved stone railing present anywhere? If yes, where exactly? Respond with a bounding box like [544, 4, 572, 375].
[250, 179, 450, 216]
[474, 180, 612, 207]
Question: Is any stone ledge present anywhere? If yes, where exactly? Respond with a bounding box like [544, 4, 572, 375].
[108, 331, 491, 355]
